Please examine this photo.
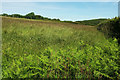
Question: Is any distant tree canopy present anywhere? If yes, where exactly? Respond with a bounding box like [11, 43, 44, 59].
[2, 13, 8, 16]
[11, 14, 24, 18]
[0, 12, 107, 25]
[1, 12, 61, 21]
[35, 15, 44, 19]
[25, 12, 35, 19]
[75, 19, 107, 26]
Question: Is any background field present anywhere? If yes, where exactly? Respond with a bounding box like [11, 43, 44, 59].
[2, 17, 120, 79]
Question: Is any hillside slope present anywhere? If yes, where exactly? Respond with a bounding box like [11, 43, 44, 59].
[76, 19, 107, 26]
[1, 12, 107, 26]
[2, 17, 120, 79]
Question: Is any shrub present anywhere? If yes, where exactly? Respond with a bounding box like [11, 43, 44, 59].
[2, 39, 120, 79]
[25, 12, 36, 19]
[97, 17, 120, 43]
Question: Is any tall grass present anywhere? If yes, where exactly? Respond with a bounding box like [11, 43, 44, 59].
[2, 17, 120, 79]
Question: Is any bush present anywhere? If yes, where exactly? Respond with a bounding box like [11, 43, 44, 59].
[97, 17, 120, 43]
[2, 13, 9, 16]
[11, 14, 24, 18]
[25, 12, 36, 19]
[2, 39, 120, 79]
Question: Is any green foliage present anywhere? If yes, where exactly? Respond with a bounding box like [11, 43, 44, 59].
[76, 19, 107, 26]
[97, 17, 120, 43]
[1, 12, 59, 21]
[35, 15, 44, 19]
[2, 17, 120, 79]
[1, 12, 107, 25]
[1, 13, 8, 16]
[52, 18, 60, 21]
[11, 14, 24, 18]
[25, 12, 35, 19]
[2, 39, 120, 79]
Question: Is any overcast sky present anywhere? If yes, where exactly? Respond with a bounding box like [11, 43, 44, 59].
[2, 2, 118, 21]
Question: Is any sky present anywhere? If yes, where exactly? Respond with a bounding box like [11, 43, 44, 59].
[1, 0, 120, 2]
[1, 2, 118, 21]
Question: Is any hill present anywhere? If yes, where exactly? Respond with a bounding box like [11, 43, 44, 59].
[2, 16, 120, 79]
[1, 12, 107, 26]
[75, 19, 107, 26]
[1, 12, 60, 21]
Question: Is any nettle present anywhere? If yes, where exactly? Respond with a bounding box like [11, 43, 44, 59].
[2, 39, 120, 79]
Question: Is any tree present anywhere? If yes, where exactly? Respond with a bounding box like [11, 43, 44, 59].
[52, 18, 60, 21]
[11, 14, 23, 18]
[25, 12, 35, 19]
[2, 13, 8, 16]
[35, 15, 44, 19]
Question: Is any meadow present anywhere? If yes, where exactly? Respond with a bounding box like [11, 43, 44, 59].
[2, 17, 120, 79]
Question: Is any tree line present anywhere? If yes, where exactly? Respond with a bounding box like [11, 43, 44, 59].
[1, 12, 108, 26]
[1, 12, 60, 21]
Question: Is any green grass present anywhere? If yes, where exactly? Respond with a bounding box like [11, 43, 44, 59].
[2, 17, 120, 79]
[76, 18, 107, 26]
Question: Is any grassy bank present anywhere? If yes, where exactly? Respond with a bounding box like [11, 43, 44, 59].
[2, 17, 120, 79]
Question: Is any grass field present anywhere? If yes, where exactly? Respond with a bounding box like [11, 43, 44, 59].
[2, 17, 120, 79]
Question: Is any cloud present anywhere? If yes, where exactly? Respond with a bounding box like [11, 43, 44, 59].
[2, 2, 63, 10]
[1, 2, 117, 21]
[1, 2, 64, 15]
[1, 0, 119, 2]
